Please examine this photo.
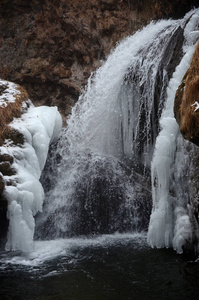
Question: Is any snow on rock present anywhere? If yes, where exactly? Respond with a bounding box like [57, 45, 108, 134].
[191, 101, 199, 112]
[1, 103, 62, 252]
[0, 79, 22, 107]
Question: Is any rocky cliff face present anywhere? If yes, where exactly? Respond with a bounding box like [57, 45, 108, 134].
[0, 0, 198, 118]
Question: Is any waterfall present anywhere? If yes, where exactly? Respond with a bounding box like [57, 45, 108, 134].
[34, 10, 199, 251]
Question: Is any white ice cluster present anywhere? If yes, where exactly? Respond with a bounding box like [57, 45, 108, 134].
[147, 10, 199, 254]
[1, 103, 62, 252]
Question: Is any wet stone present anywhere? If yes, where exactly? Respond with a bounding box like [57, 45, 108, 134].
[0, 153, 14, 164]
[0, 173, 5, 193]
[0, 161, 16, 176]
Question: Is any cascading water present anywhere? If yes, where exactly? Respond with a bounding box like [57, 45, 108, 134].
[34, 9, 199, 255]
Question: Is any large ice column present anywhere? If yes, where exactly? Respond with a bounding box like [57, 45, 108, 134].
[147, 11, 199, 253]
[2, 104, 62, 252]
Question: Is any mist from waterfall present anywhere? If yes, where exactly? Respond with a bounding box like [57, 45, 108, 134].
[33, 10, 199, 257]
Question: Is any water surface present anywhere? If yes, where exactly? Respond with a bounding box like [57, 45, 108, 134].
[0, 234, 199, 300]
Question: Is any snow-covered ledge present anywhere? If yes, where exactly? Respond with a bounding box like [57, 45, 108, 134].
[0, 96, 62, 252]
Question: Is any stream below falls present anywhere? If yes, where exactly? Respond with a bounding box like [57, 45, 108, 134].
[0, 234, 199, 300]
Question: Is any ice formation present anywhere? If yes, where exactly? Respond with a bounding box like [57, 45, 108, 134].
[147, 11, 199, 253]
[1, 102, 62, 252]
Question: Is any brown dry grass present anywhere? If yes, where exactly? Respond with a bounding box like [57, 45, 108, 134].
[0, 84, 28, 146]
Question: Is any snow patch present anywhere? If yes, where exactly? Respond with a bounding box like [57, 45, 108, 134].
[191, 101, 199, 112]
[0, 79, 22, 107]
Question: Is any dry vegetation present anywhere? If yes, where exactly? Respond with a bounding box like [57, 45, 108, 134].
[0, 84, 28, 145]
[124, 0, 198, 19]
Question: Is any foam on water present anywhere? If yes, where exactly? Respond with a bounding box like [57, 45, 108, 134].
[0, 233, 147, 268]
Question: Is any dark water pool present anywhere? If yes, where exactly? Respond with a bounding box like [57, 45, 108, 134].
[0, 234, 199, 300]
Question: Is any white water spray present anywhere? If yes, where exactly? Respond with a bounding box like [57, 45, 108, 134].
[36, 15, 193, 246]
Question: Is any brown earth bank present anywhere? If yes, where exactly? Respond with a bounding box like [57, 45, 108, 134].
[174, 42, 199, 145]
[0, 0, 198, 119]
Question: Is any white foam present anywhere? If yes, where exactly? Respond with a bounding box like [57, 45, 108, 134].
[1, 233, 147, 267]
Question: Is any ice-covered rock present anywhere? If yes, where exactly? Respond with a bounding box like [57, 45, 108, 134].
[0, 80, 62, 252]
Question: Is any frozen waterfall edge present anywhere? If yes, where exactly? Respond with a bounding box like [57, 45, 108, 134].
[1, 99, 62, 252]
[147, 10, 199, 255]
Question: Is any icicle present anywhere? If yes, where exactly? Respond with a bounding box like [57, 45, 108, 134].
[147, 10, 199, 253]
